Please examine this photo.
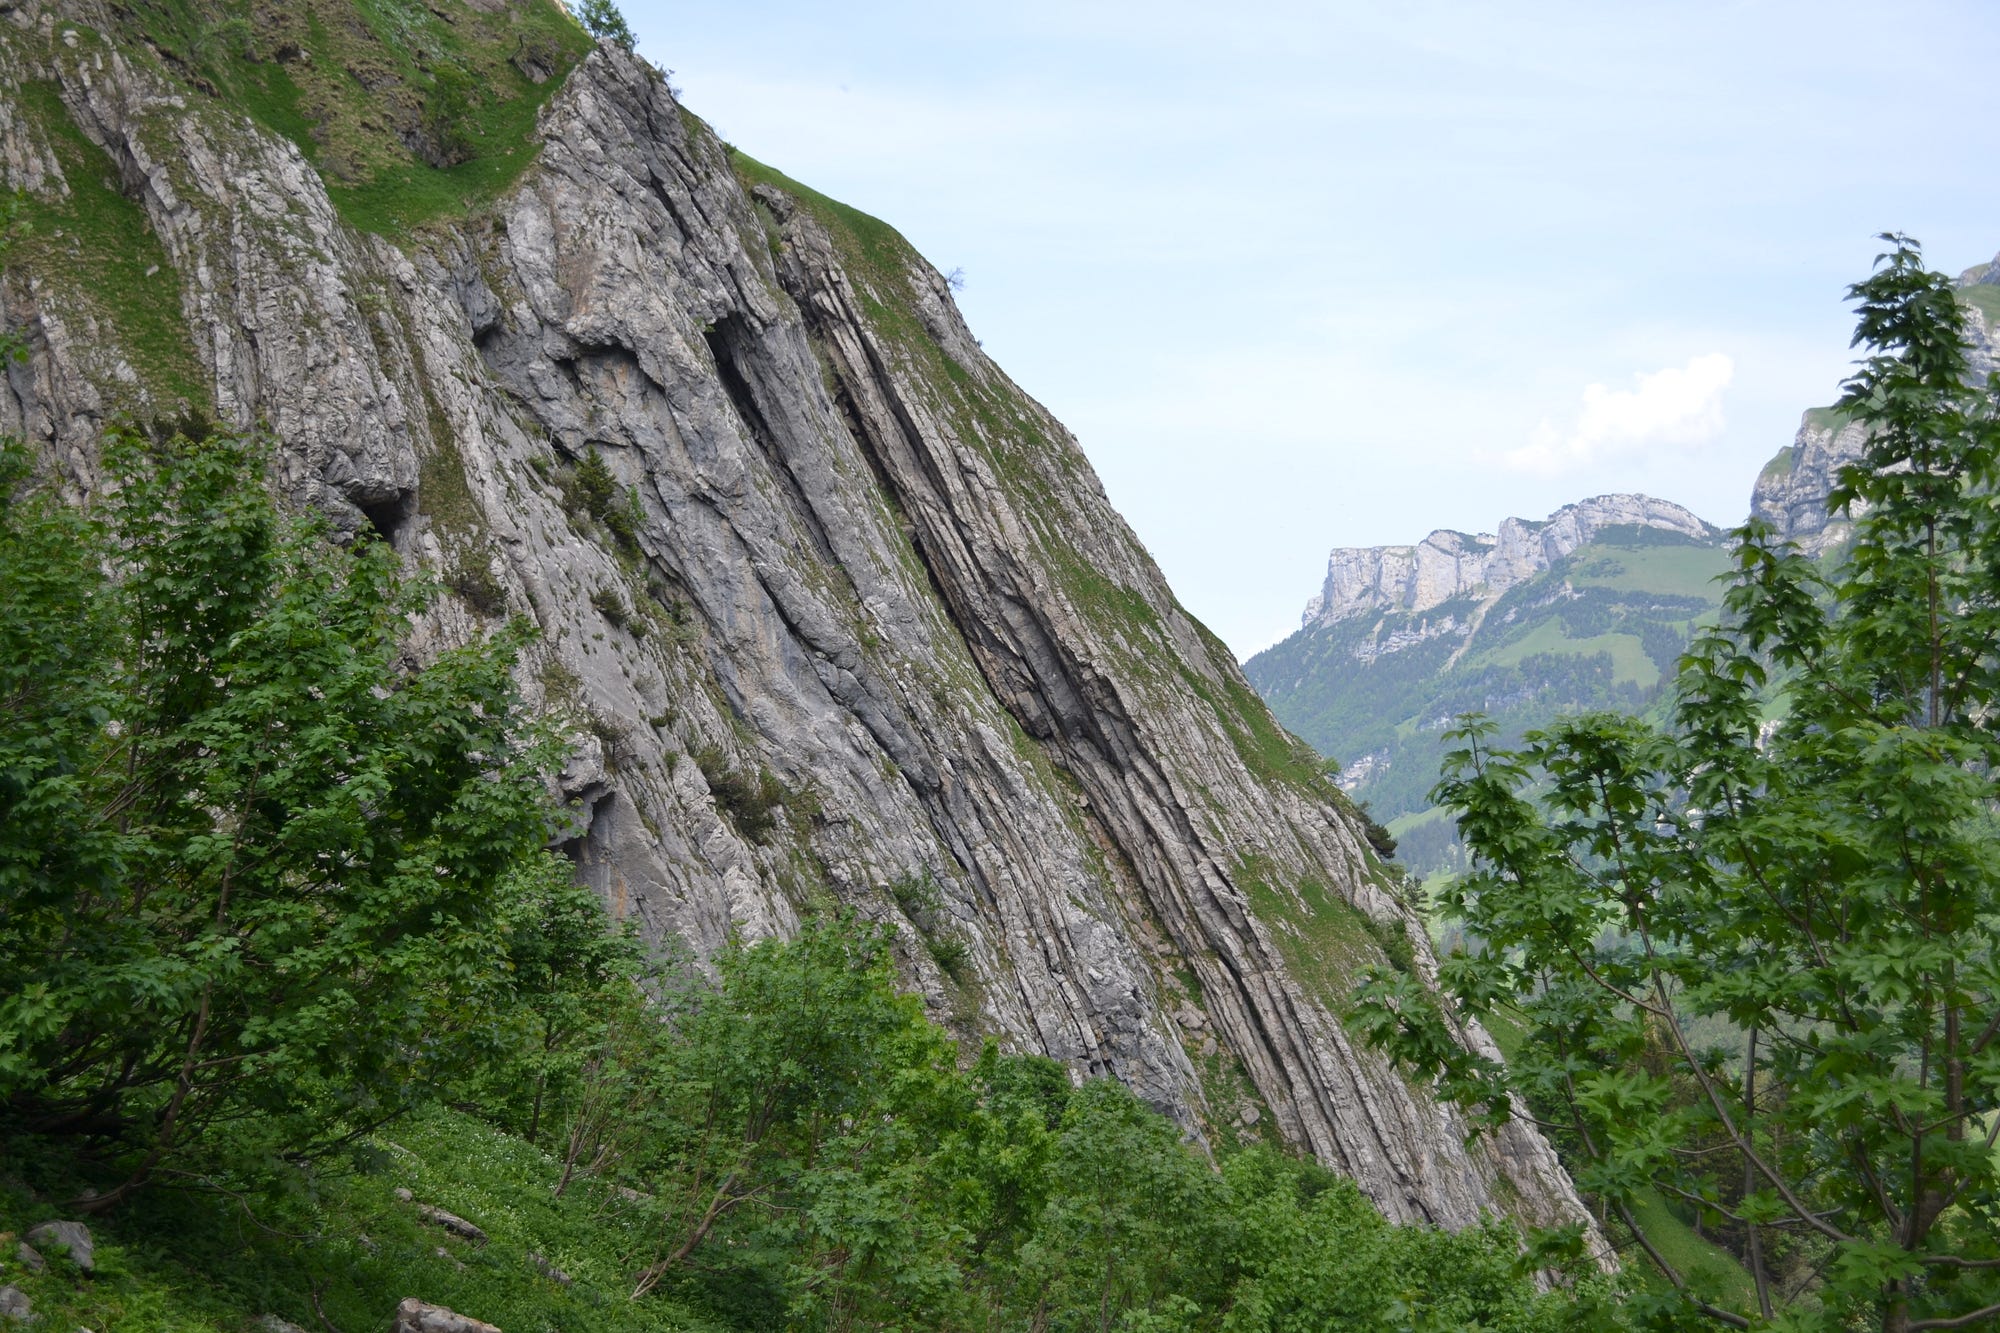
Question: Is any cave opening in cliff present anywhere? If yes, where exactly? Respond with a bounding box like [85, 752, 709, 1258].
[359, 490, 416, 550]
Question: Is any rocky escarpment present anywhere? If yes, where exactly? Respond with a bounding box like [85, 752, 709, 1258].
[1750, 255, 2000, 554]
[1303, 494, 1716, 630]
[0, 0, 1598, 1241]
[1749, 409, 1868, 557]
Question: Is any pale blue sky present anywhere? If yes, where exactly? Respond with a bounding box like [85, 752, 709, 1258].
[617, 1, 2000, 656]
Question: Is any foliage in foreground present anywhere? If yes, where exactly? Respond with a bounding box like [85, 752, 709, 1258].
[1, 920, 1610, 1333]
[1354, 237, 2000, 1331]
[0, 424, 1610, 1328]
[0, 424, 582, 1209]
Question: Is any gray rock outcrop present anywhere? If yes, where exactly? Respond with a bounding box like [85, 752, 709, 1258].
[0, 2, 1599, 1245]
[1303, 494, 1716, 629]
[23, 1221, 90, 1273]
[1748, 410, 1868, 557]
[1748, 254, 2000, 554]
[393, 1299, 500, 1333]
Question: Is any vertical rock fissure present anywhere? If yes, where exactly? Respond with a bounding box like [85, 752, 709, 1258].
[701, 314, 840, 570]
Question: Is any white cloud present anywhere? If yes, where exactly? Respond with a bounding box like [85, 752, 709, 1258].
[1507, 352, 1735, 474]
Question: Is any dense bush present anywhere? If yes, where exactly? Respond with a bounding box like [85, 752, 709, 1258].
[0, 426, 572, 1207]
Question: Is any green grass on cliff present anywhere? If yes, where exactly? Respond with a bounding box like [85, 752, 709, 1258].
[10, 80, 209, 413]
[111, 0, 591, 236]
[1564, 539, 1732, 600]
[1956, 282, 2000, 325]
[1470, 621, 1658, 689]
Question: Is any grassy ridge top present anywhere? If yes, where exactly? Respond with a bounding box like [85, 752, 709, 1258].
[112, 0, 592, 235]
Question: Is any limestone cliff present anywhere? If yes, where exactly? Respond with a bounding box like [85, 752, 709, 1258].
[0, 0, 1595, 1238]
[1749, 255, 2000, 554]
[1302, 494, 1716, 638]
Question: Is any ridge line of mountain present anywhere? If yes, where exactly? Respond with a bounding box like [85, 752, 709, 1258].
[1300, 492, 1719, 630]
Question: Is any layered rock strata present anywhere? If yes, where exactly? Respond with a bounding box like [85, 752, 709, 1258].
[0, 2, 1596, 1240]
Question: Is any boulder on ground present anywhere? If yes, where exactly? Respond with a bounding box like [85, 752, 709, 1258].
[25, 1220, 93, 1272]
[392, 1298, 500, 1333]
[415, 1204, 487, 1247]
[0, 1285, 30, 1322]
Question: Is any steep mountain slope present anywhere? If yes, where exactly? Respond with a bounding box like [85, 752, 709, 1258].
[1247, 498, 1728, 874]
[0, 0, 1594, 1237]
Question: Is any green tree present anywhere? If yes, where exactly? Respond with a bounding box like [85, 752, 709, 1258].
[0, 424, 563, 1207]
[1353, 237, 2000, 1330]
[1217, 1148, 1604, 1333]
[624, 918, 960, 1304]
[574, 0, 636, 51]
[1005, 1077, 1231, 1332]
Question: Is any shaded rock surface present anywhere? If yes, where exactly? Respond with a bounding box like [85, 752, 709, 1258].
[0, 1, 1597, 1242]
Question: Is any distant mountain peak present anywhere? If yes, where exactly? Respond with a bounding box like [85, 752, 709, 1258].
[1300, 493, 1719, 628]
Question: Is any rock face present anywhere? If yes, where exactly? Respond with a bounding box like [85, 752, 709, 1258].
[0, 0, 1597, 1241]
[393, 1299, 501, 1333]
[23, 1220, 91, 1273]
[1303, 494, 1716, 629]
[1749, 410, 1869, 557]
[1748, 256, 2000, 554]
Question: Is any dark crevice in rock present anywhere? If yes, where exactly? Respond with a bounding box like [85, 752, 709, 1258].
[702, 313, 837, 567]
[359, 489, 416, 548]
[558, 785, 619, 898]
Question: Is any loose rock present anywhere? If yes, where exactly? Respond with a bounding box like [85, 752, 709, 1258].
[25, 1221, 93, 1272]
[13, 1244, 42, 1274]
[528, 1251, 572, 1286]
[0, 1286, 29, 1322]
[415, 1204, 487, 1247]
[392, 1297, 501, 1333]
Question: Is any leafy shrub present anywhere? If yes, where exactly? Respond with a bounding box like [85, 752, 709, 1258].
[447, 547, 507, 615]
[925, 930, 971, 981]
[0, 427, 562, 1207]
[590, 584, 628, 626]
[693, 747, 785, 842]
